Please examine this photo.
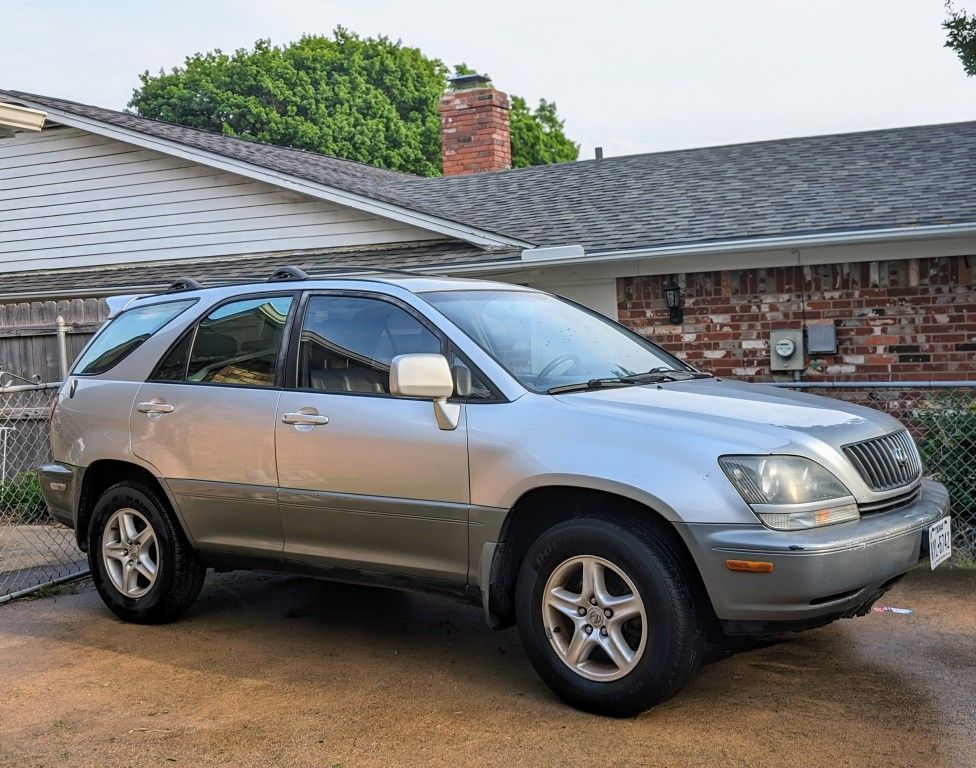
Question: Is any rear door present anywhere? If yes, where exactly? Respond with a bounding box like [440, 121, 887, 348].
[274, 291, 470, 583]
[131, 293, 296, 561]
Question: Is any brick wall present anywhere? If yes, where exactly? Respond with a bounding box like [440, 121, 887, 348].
[617, 255, 976, 381]
[439, 88, 511, 176]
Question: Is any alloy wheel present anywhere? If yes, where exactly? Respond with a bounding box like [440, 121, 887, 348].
[542, 555, 647, 682]
[101, 508, 160, 598]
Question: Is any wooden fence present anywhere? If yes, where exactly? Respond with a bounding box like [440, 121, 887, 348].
[0, 298, 108, 383]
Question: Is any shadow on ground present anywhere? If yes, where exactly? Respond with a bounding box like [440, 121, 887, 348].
[0, 568, 973, 767]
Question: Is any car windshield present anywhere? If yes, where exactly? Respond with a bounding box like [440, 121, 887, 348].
[422, 290, 692, 393]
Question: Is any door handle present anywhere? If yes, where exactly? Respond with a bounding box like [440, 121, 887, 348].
[282, 412, 329, 426]
[137, 401, 174, 414]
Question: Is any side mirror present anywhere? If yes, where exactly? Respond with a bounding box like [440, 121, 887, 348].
[389, 354, 460, 430]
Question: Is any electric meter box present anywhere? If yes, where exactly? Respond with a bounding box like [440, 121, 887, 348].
[769, 329, 805, 371]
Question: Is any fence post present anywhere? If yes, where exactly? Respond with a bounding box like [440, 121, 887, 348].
[56, 315, 69, 380]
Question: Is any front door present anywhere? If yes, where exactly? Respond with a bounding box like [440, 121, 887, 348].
[131, 294, 295, 560]
[275, 292, 470, 583]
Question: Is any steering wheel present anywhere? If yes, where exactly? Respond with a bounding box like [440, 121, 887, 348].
[535, 354, 582, 383]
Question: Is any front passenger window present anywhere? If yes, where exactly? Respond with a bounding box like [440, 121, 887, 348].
[298, 295, 441, 394]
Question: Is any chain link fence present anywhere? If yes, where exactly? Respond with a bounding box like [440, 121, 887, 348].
[0, 382, 87, 603]
[776, 382, 976, 560]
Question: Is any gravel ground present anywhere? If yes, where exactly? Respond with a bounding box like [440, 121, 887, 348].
[0, 567, 973, 768]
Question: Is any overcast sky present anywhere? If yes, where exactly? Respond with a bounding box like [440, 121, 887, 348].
[3, 0, 974, 160]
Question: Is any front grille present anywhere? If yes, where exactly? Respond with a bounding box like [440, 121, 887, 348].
[843, 430, 922, 491]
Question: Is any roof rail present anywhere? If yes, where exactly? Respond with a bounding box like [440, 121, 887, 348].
[160, 266, 441, 293]
[302, 266, 431, 279]
[165, 278, 203, 293]
[268, 266, 309, 282]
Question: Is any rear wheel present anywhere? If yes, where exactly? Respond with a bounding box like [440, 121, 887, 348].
[515, 517, 704, 716]
[88, 481, 205, 623]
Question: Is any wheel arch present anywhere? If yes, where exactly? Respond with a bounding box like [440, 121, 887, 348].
[76, 458, 186, 551]
[484, 485, 718, 634]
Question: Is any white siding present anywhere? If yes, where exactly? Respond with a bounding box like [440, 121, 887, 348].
[0, 127, 438, 273]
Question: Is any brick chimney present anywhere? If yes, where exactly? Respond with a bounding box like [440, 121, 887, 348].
[439, 74, 511, 176]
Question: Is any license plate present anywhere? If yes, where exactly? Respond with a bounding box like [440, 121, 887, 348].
[928, 516, 952, 570]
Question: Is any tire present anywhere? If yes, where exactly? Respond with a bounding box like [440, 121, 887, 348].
[515, 517, 704, 716]
[87, 480, 205, 624]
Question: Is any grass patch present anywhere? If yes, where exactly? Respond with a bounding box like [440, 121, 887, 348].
[19, 577, 90, 601]
[0, 472, 48, 524]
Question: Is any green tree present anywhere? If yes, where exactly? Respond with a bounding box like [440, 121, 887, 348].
[509, 96, 579, 168]
[130, 29, 447, 176]
[944, 2, 976, 76]
[131, 31, 578, 176]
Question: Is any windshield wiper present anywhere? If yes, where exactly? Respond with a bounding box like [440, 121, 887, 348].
[547, 368, 713, 394]
[624, 367, 713, 383]
[546, 377, 638, 394]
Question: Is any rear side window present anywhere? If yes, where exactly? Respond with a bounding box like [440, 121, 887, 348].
[155, 296, 293, 388]
[74, 300, 195, 376]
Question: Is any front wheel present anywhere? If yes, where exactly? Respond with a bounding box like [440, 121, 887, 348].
[88, 481, 205, 623]
[515, 517, 704, 716]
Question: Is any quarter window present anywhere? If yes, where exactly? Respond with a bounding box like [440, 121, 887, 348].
[297, 295, 441, 394]
[155, 296, 293, 387]
[74, 299, 195, 376]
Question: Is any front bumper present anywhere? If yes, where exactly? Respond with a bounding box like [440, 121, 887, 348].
[677, 479, 950, 632]
[37, 462, 81, 529]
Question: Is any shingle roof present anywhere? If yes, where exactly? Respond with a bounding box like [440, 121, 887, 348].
[4, 89, 975, 256]
[0, 241, 519, 299]
[387, 121, 976, 252]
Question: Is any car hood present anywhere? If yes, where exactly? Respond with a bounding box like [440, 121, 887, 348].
[552, 377, 903, 450]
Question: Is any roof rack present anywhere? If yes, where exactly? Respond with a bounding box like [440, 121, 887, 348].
[303, 266, 430, 278]
[165, 278, 203, 293]
[267, 266, 309, 282]
[160, 265, 441, 294]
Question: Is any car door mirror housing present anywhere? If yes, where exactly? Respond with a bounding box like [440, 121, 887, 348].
[390, 354, 460, 430]
[390, 354, 455, 399]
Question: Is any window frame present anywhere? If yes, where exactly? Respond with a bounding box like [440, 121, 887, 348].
[284, 289, 506, 403]
[147, 291, 300, 390]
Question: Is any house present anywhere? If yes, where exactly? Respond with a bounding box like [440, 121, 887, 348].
[1, 83, 974, 383]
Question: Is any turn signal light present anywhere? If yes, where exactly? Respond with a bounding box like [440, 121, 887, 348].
[725, 559, 774, 573]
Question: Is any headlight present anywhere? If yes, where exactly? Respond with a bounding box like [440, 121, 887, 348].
[719, 455, 859, 530]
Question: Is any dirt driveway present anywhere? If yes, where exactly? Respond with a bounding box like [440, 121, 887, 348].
[1, 568, 973, 768]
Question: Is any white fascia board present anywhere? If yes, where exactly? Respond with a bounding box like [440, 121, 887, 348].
[16, 100, 528, 251]
[436, 222, 976, 275]
[524, 224, 976, 269]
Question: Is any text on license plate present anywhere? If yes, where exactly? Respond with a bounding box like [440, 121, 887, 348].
[928, 516, 952, 570]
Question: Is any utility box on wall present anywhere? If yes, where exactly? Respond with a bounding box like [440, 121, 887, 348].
[769, 329, 805, 371]
[806, 323, 838, 355]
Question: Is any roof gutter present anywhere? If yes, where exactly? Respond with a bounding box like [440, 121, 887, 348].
[427, 221, 976, 274]
[580, 222, 976, 266]
[0, 102, 46, 131]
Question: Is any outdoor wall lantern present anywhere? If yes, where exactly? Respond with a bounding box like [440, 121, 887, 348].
[664, 279, 683, 325]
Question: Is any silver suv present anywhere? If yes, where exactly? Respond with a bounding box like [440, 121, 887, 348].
[39, 268, 951, 716]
